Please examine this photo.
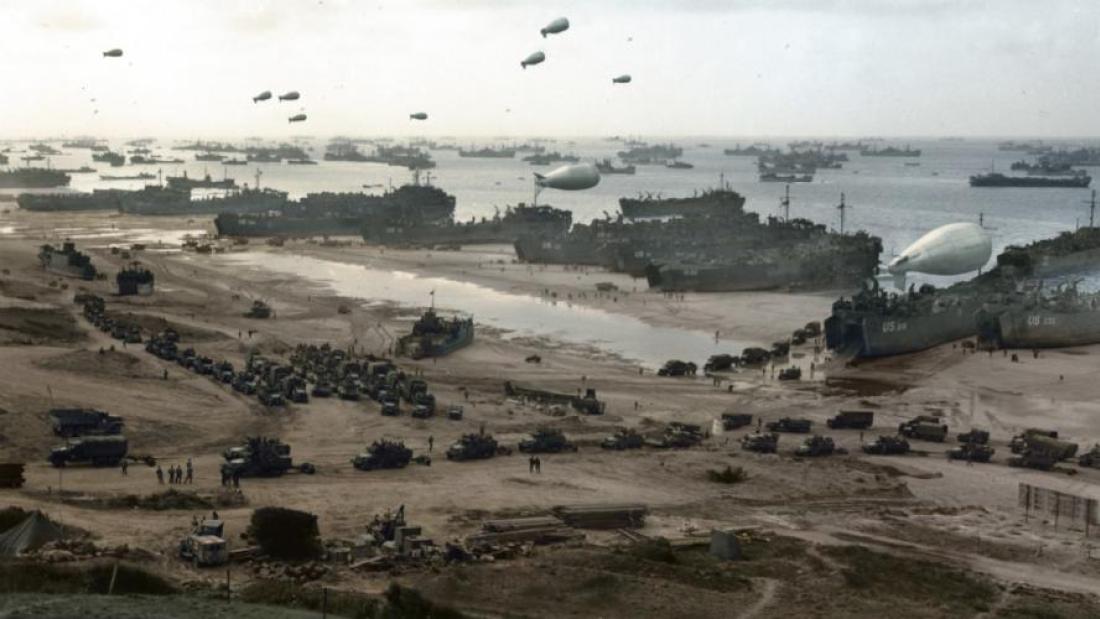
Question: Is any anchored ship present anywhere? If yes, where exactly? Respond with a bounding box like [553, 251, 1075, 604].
[595, 159, 636, 175]
[617, 143, 682, 164]
[395, 309, 474, 359]
[363, 203, 572, 246]
[859, 145, 921, 157]
[165, 171, 237, 191]
[969, 173, 1091, 188]
[17, 190, 123, 212]
[38, 241, 97, 280]
[458, 146, 516, 158]
[0, 168, 71, 188]
[215, 183, 456, 237]
[119, 185, 290, 216]
[619, 186, 746, 219]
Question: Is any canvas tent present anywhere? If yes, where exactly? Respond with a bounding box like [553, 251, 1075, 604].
[0, 511, 66, 557]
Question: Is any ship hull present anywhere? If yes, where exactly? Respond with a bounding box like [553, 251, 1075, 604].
[826, 305, 979, 357]
[997, 309, 1100, 349]
[619, 193, 745, 218]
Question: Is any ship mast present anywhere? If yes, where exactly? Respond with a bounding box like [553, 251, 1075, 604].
[837, 192, 848, 234]
[1086, 189, 1096, 228]
[781, 184, 791, 222]
[254, 168, 262, 191]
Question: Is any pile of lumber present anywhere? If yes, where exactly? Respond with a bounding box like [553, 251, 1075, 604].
[552, 503, 647, 529]
[466, 515, 582, 548]
[0, 464, 25, 489]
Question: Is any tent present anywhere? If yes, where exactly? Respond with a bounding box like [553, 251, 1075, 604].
[0, 511, 66, 557]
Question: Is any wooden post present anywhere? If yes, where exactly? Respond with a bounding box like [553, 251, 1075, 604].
[107, 562, 119, 595]
[226, 566, 231, 602]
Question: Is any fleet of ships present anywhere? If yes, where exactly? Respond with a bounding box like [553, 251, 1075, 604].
[5, 137, 1100, 358]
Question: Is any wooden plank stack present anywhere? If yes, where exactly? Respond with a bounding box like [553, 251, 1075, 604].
[552, 503, 648, 530]
[466, 515, 582, 548]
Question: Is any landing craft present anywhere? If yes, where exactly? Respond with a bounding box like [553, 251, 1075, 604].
[886, 222, 992, 288]
[253, 91, 272, 103]
[288, 114, 307, 123]
[521, 51, 546, 70]
[540, 17, 569, 38]
[102, 49, 123, 58]
[535, 163, 600, 191]
[612, 74, 632, 84]
[278, 91, 300, 101]
[409, 112, 428, 120]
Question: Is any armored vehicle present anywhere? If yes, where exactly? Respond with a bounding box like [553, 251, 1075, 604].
[179, 519, 229, 567]
[601, 428, 644, 450]
[720, 413, 754, 431]
[648, 422, 705, 448]
[947, 443, 995, 462]
[245, 300, 272, 319]
[49, 408, 124, 437]
[766, 417, 813, 433]
[796, 435, 846, 457]
[898, 416, 948, 442]
[741, 432, 779, 453]
[221, 436, 312, 478]
[352, 440, 413, 471]
[518, 429, 578, 454]
[862, 436, 910, 455]
[446, 432, 503, 461]
[957, 429, 990, 445]
[827, 411, 874, 430]
[1077, 445, 1100, 469]
[49, 435, 128, 467]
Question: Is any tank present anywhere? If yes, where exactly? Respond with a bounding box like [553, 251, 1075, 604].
[719, 413, 753, 431]
[446, 432, 502, 461]
[245, 300, 272, 319]
[49, 435, 128, 467]
[862, 436, 910, 455]
[947, 443, 995, 462]
[796, 435, 846, 457]
[648, 422, 705, 448]
[740, 432, 778, 453]
[600, 429, 644, 450]
[957, 429, 990, 445]
[518, 429, 577, 454]
[352, 440, 413, 471]
[221, 436, 311, 478]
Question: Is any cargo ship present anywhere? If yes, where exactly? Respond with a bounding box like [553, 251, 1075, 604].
[91, 151, 125, 167]
[723, 144, 776, 157]
[859, 145, 921, 157]
[38, 241, 97, 280]
[17, 189, 122, 212]
[825, 227, 1100, 357]
[165, 171, 237, 190]
[458, 146, 516, 158]
[992, 290, 1100, 349]
[100, 172, 156, 181]
[760, 173, 813, 183]
[118, 186, 289, 216]
[395, 309, 474, 359]
[595, 159, 636, 175]
[0, 168, 71, 188]
[617, 143, 682, 164]
[215, 183, 456, 237]
[363, 203, 572, 246]
[969, 173, 1091, 188]
[619, 187, 746, 219]
[523, 152, 579, 166]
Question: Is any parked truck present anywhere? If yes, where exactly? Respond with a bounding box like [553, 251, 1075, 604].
[49, 408, 124, 437]
[49, 435, 128, 467]
[766, 417, 813, 433]
[826, 411, 874, 430]
[179, 518, 229, 567]
[898, 416, 948, 442]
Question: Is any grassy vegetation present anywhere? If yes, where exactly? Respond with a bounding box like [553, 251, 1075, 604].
[240, 581, 468, 619]
[823, 545, 997, 614]
[0, 506, 30, 533]
[0, 561, 178, 595]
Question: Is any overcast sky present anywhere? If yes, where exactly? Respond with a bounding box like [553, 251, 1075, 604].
[2, 0, 1098, 139]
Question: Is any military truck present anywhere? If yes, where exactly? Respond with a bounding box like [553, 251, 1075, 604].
[741, 432, 778, 453]
[766, 417, 813, 433]
[1009, 429, 1065, 454]
[957, 429, 990, 445]
[658, 360, 698, 377]
[704, 354, 738, 372]
[720, 413, 753, 431]
[49, 408, 124, 437]
[381, 399, 400, 416]
[1009, 433, 1078, 465]
[796, 435, 847, 457]
[179, 518, 229, 567]
[352, 440, 413, 471]
[446, 432, 504, 461]
[862, 436, 910, 455]
[898, 416, 948, 442]
[257, 388, 285, 407]
[1077, 445, 1100, 469]
[601, 428, 644, 450]
[446, 405, 464, 420]
[947, 443, 995, 463]
[777, 367, 802, 381]
[518, 429, 578, 454]
[49, 435, 128, 467]
[826, 411, 874, 430]
[221, 436, 313, 478]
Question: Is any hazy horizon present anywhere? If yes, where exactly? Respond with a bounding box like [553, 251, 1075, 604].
[3, 0, 1099, 140]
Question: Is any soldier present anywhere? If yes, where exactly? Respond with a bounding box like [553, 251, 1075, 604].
[220, 468, 229, 487]
[535, 457, 542, 474]
[528, 456, 535, 473]
[163, 368, 168, 380]
[120, 459, 128, 475]
[185, 459, 193, 484]
[156, 465, 164, 484]
[232, 469, 241, 488]
[428, 436, 434, 452]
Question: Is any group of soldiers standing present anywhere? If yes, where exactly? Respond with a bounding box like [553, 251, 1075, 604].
[155, 459, 193, 485]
